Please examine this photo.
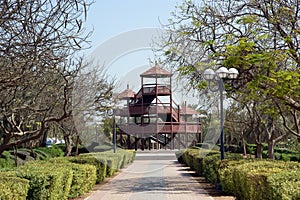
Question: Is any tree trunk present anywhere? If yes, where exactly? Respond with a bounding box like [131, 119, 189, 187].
[242, 132, 247, 157]
[256, 143, 263, 159]
[64, 134, 73, 157]
[75, 135, 80, 156]
[268, 139, 275, 159]
[40, 129, 48, 147]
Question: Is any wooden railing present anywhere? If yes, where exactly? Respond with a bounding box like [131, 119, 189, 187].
[117, 122, 200, 134]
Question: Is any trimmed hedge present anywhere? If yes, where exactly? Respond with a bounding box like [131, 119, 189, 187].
[16, 161, 74, 200]
[180, 148, 219, 176]
[233, 160, 300, 200]
[0, 149, 136, 199]
[219, 159, 254, 195]
[52, 156, 107, 184]
[79, 150, 135, 177]
[202, 153, 243, 185]
[66, 162, 97, 198]
[177, 147, 300, 200]
[0, 174, 30, 200]
[268, 170, 300, 200]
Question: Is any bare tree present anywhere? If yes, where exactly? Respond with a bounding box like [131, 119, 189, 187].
[0, 0, 94, 155]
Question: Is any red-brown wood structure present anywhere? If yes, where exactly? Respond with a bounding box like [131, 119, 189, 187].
[116, 65, 201, 150]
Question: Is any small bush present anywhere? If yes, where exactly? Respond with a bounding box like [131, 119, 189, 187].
[67, 162, 97, 198]
[14, 161, 73, 200]
[202, 153, 243, 185]
[65, 156, 107, 183]
[268, 170, 300, 200]
[219, 159, 254, 195]
[80, 151, 126, 177]
[232, 160, 300, 200]
[0, 174, 30, 200]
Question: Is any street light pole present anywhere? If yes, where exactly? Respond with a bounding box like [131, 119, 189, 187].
[219, 79, 225, 160]
[203, 67, 238, 160]
[107, 108, 117, 153]
[113, 109, 117, 153]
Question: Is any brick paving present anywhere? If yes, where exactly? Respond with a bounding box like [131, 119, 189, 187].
[83, 150, 235, 200]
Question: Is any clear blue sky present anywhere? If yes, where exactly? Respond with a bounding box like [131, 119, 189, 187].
[86, 1, 181, 53]
[83, 0, 183, 91]
[82, 0, 201, 105]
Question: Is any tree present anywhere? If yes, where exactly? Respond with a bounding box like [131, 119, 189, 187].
[158, 0, 300, 158]
[0, 0, 93, 155]
[60, 62, 115, 156]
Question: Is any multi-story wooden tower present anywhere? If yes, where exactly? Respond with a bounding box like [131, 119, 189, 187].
[116, 65, 201, 150]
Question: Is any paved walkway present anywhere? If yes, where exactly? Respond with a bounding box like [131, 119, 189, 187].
[83, 150, 235, 200]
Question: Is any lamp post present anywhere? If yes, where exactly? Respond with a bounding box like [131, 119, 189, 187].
[203, 67, 238, 160]
[107, 108, 117, 153]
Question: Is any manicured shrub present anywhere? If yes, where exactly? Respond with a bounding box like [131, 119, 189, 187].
[232, 160, 300, 200]
[268, 170, 300, 200]
[118, 151, 132, 168]
[80, 150, 135, 177]
[66, 156, 107, 183]
[218, 159, 254, 195]
[202, 153, 243, 185]
[47, 157, 97, 198]
[67, 162, 97, 198]
[0, 174, 29, 200]
[14, 161, 73, 200]
[179, 148, 220, 177]
[202, 154, 221, 184]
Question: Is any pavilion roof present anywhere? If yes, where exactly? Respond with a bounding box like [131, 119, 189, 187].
[140, 65, 172, 78]
[117, 88, 135, 99]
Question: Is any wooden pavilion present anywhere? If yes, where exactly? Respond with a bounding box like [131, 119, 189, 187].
[115, 65, 201, 150]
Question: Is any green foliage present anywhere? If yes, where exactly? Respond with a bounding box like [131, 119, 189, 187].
[14, 161, 74, 200]
[180, 148, 220, 176]
[34, 146, 64, 158]
[78, 150, 135, 177]
[219, 159, 254, 195]
[180, 146, 300, 199]
[0, 151, 14, 169]
[0, 174, 30, 200]
[62, 156, 107, 183]
[268, 170, 300, 200]
[0, 149, 136, 199]
[202, 153, 243, 185]
[225, 160, 300, 200]
[66, 162, 96, 199]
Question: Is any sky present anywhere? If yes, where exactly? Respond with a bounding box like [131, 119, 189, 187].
[84, 1, 182, 87]
[85, 1, 181, 53]
[81, 0, 201, 105]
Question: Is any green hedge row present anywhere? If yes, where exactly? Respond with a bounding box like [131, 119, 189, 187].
[0, 174, 30, 200]
[178, 147, 220, 176]
[178, 148, 300, 200]
[0, 150, 135, 200]
[225, 160, 300, 200]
